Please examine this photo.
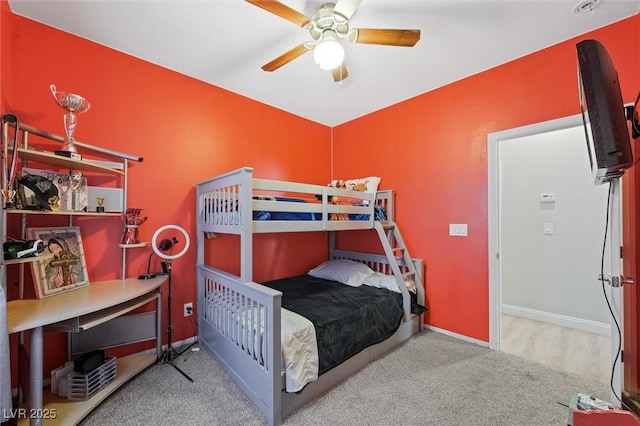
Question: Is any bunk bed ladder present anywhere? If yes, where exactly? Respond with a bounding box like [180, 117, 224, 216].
[374, 221, 422, 321]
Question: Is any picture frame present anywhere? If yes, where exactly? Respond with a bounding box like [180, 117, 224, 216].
[26, 226, 89, 298]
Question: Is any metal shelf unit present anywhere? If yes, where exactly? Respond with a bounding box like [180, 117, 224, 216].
[1, 119, 155, 426]
[1, 119, 144, 289]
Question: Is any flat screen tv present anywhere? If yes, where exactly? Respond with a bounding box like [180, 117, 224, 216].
[576, 39, 633, 185]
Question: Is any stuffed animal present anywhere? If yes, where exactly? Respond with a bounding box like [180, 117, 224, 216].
[329, 179, 368, 221]
[349, 182, 368, 192]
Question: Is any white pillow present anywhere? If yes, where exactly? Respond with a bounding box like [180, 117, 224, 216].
[363, 272, 417, 294]
[363, 272, 400, 293]
[308, 259, 374, 287]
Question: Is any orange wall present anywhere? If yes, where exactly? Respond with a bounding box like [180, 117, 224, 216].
[1, 4, 638, 379]
[2, 11, 331, 376]
[333, 15, 640, 341]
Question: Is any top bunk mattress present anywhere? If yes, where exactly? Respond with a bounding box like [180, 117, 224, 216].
[253, 196, 387, 222]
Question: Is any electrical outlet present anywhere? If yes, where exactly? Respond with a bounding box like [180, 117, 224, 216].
[184, 302, 193, 317]
[449, 223, 468, 237]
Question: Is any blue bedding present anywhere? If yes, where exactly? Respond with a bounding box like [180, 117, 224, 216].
[252, 196, 386, 221]
[253, 196, 318, 221]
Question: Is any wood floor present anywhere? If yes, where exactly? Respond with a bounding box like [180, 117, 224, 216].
[500, 314, 611, 384]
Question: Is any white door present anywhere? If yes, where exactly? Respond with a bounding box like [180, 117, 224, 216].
[488, 114, 622, 405]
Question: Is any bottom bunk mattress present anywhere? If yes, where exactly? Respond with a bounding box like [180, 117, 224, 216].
[203, 289, 319, 393]
[262, 275, 405, 377]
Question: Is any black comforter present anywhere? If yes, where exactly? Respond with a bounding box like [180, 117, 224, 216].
[262, 275, 405, 375]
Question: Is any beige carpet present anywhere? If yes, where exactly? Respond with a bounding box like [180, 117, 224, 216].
[81, 330, 610, 426]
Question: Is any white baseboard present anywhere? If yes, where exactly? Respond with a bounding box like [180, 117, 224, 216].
[423, 324, 489, 348]
[502, 304, 610, 336]
[139, 336, 199, 355]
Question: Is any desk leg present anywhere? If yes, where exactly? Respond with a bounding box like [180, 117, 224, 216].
[156, 292, 162, 360]
[29, 326, 42, 426]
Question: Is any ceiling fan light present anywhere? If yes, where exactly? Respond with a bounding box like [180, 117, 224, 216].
[313, 39, 344, 70]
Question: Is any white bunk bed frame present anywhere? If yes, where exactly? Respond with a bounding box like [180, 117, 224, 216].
[195, 167, 425, 426]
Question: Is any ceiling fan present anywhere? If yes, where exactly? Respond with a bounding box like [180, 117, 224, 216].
[246, 0, 421, 82]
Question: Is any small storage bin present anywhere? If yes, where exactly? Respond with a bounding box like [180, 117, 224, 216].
[67, 356, 117, 401]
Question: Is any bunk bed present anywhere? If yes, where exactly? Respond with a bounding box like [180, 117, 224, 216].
[195, 167, 425, 426]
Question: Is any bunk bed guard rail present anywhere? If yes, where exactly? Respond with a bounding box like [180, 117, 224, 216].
[196, 167, 391, 235]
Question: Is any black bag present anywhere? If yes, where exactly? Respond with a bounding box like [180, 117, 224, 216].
[15, 174, 59, 211]
[74, 349, 106, 373]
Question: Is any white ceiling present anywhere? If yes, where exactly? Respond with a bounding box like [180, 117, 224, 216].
[7, 0, 640, 127]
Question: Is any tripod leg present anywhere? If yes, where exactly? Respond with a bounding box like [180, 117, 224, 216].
[171, 362, 194, 382]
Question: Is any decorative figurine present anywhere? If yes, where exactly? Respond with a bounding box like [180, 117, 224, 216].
[120, 208, 148, 245]
[69, 169, 87, 212]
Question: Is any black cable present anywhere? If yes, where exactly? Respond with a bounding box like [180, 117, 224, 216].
[180, 314, 200, 363]
[189, 307, 198, 343]
[602, 182, 640, 417]
[631, 91, 640, 137]
[622, 92, 640, 169]
[598, 182, 640, 418]
[146, 251, 154, 275]
[600, 182, 622, 405]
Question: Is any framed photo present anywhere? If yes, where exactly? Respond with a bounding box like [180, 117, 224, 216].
[26, 226, 89, 298]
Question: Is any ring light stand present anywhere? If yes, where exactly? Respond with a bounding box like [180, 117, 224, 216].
[153, 225, 194, 382]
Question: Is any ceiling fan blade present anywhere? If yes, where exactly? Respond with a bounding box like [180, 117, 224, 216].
[261, 44, 311, 72]
[333, 0, 363, 21]
[246, 0, 310, 27]
[351, 28, 421, 47]
[332, 62, 349, 82]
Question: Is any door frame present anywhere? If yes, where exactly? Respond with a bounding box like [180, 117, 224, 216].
[488, 114, 589, 351]
[489, 111, 638, 404]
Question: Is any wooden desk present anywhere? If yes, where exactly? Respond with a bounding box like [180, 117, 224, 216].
[6, 277, 166, 426]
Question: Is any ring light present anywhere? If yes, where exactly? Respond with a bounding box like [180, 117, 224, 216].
[151, 224, 190, 260]
[150, 223, 194, 382]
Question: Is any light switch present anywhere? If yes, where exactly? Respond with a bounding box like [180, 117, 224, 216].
[543, 223, 554, 235]
[540, 193, 556, 203]
[449, 224, 468, 237]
